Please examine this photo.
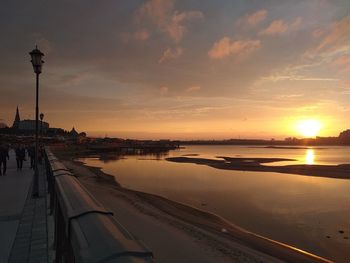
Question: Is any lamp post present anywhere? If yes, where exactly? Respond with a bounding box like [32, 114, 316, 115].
[40, 112, 44, 141]
[29, 46, 44, 198]
[39, 113, 44, 166]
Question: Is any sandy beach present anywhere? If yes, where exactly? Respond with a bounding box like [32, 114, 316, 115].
[166, 156, 350, 180]
[57, 154, 333, 263]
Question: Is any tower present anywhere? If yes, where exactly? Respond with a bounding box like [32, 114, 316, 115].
[12, 106, 20, 130]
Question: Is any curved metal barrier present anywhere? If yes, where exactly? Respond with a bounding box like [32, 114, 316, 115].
[45, 148, 154, 263]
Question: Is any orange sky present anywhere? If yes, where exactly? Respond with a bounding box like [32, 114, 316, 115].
[0, 0, 349, 139]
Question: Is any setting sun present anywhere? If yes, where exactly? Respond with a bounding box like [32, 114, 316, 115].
[296, 119, 322, 138]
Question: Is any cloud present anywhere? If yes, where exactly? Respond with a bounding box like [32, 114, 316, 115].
[159, 86, 169, 95]
[259, 20, 288, 36]
[304, 15, 350, 64]
[237, 9, 267, 28]
[290, 17, 303, 31]
[168, 10, 203, 42]
[133, 29, 150, 41]
[135, 0, 203, 43]
[332, 55, 350, 73]
[186, 85, 201, 92]
[332, 55, 350, 66]
[261, 75, 339, 82]
[120, 29, 150, 43]
[315, 15, 350, 52]
[158, 47, 183, 63]
[259, 17, 303, 36]
[312, 28, 324, 38]
[208, 37, 261, 59]
[256, 61, 340, 85]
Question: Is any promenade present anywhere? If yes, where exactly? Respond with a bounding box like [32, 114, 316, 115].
[0, 150, 49, 263]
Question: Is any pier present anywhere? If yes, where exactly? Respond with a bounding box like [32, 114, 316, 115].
[0, 148, 154, 263]
[0, 150, 48, 263]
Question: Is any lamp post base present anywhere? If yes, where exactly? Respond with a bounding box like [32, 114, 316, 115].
[32, 170, 39, 198]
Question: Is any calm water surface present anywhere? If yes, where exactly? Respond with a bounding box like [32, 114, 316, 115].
[79, 145, 350, 262]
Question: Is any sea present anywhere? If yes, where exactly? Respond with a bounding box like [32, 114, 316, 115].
[79, 145, 350, 262]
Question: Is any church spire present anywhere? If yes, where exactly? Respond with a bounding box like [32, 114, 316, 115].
[12, 106, 20, 129]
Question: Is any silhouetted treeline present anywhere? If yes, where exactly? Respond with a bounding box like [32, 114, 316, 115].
[180, 130, 350, 146]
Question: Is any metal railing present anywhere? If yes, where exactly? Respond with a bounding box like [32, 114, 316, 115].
[44, 148, 154, 263]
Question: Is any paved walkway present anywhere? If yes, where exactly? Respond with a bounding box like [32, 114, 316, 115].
[0, 150, 48, 263]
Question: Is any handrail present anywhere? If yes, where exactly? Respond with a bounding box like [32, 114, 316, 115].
[44, 147, 154, 263]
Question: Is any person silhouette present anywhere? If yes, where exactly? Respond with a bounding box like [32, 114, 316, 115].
[15, 144, 26, 170]
[27, 144, 35, 169]
[0, 143, 9, 176]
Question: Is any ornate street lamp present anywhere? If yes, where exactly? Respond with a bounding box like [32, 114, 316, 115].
[29, 46, 44, 198]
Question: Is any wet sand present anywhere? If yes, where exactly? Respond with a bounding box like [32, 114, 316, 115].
[59, 157, 332, 263]
[166, 157, 350, 180]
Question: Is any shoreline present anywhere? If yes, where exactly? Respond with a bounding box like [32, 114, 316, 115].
[70, 159, 121, 187]
[166, 156, 350, 180]
[59, 153, 332, 263]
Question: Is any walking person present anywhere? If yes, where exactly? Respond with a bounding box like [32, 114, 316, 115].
[38, 144, 43, 165]
[15, 144, 26, 170]
[0, 143, 9, 176]
[27, 144, 35, 169]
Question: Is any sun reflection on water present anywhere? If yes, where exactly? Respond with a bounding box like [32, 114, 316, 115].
[305, 149, 315, 165]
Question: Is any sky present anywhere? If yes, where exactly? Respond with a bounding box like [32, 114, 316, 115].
[0, 0, 350, 139]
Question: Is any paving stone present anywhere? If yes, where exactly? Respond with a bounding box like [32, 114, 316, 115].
[11, 247, 30, 256]
[29, 256, 47, 263]
[16, 233, 31, 239]
[12, 245, 30, 252]
[18, 226, 32, 231]
[9, 256, 27, 263]
[31, 244, 47, 250]
[8, 164, 49, 263]
[29, 251, 47, 259]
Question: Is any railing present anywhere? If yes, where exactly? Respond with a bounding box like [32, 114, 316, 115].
[44, 148, 154, 263]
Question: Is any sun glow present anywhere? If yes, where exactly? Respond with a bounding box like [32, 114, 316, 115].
[305, 149, 315, 165]
[296, 119, 322, 138]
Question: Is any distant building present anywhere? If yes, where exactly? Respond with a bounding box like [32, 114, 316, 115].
[11, 106, 49, 133]
[339, 129, 350, 141]
[69, 127, 79, 137]
[12, 106, 20, 130]
[0, 122, 7, 129]
[18, 119, 49, 132]
[47, 127, 65, 136]
[66, 127, 88, 143]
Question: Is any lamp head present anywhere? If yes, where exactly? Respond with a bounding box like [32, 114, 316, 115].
[29, 46, 44, 74]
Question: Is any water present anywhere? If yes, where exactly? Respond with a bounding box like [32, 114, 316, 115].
[79, 145, 350, 262]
